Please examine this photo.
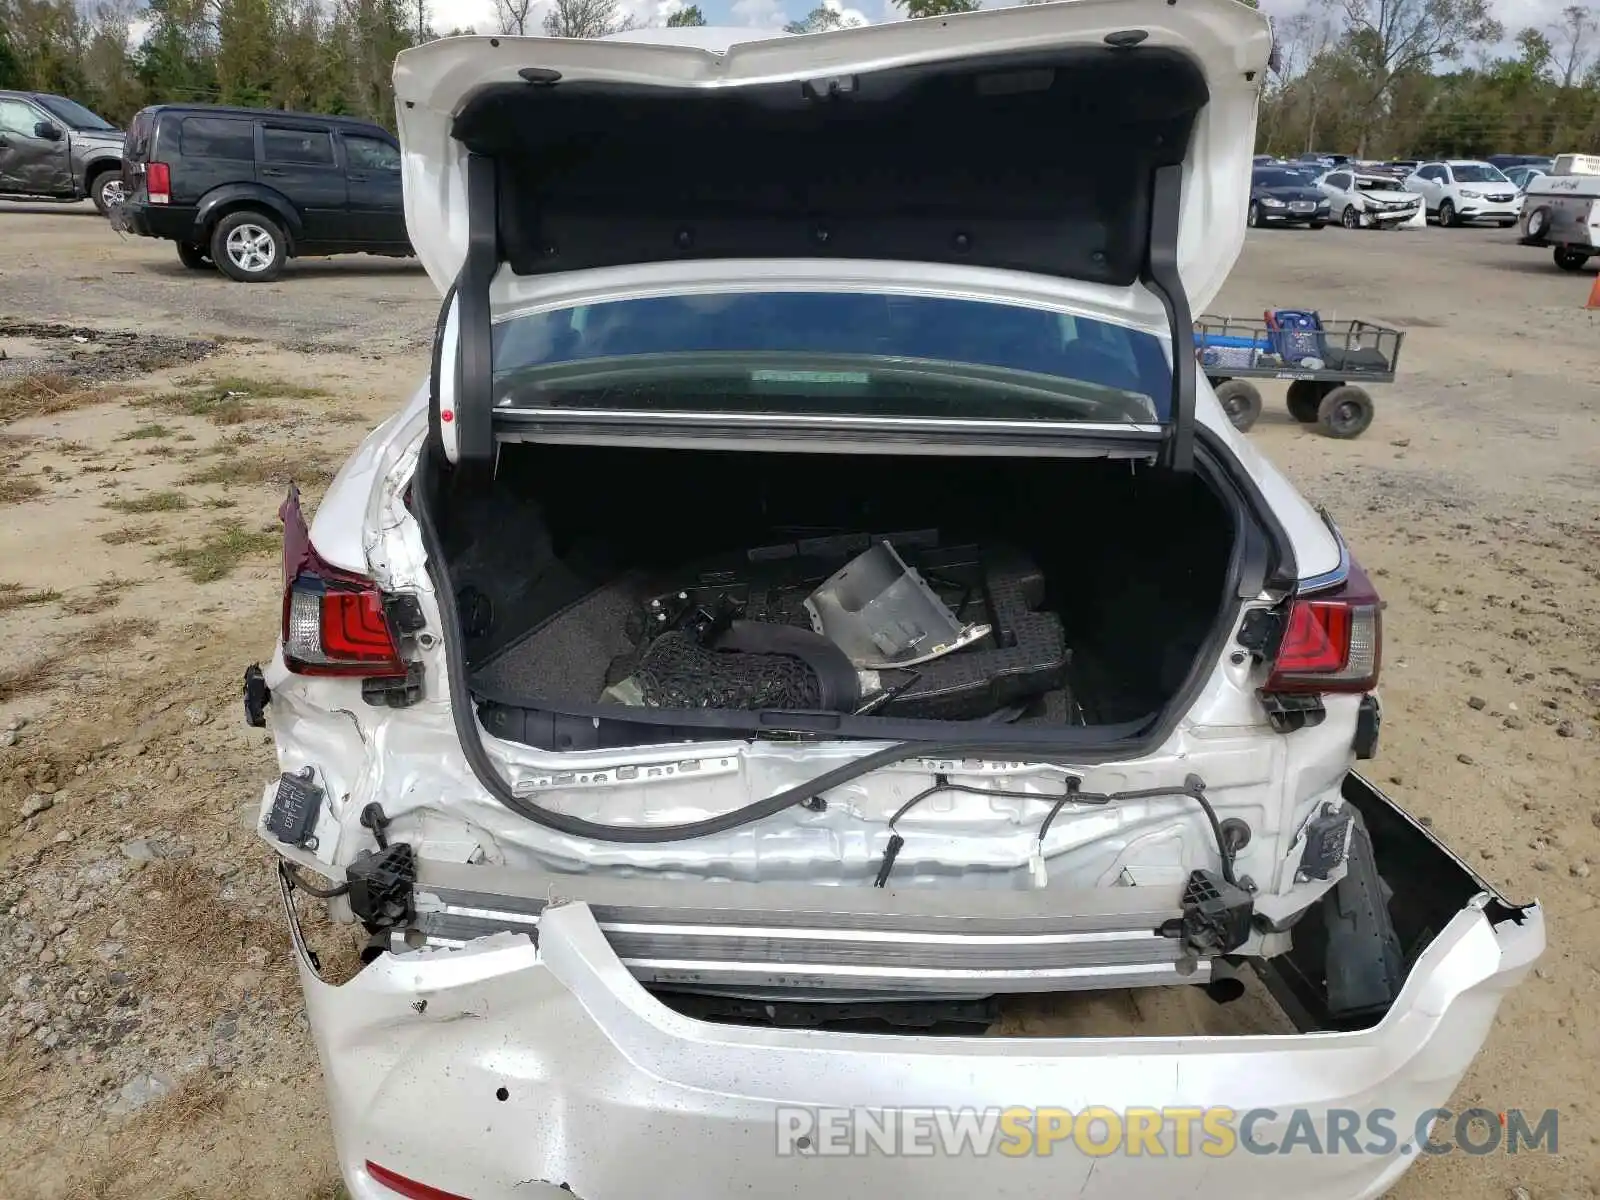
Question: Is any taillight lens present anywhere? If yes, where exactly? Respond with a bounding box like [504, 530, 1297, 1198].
[283, 574, 406, 677]
[146, 161, 170, 204]
[365, 1162, 472, 1200]
[1262, 561, 1382, 694]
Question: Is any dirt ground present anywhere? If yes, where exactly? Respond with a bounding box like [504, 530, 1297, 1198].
[0, 201, 1596, 1200]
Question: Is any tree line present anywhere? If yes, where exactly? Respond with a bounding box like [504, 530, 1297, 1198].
[2, 0, 1596, 156]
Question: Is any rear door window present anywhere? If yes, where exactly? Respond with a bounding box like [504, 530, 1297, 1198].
[0, 98, 43, 138]
[179, 116, 255, 160]
[342, 135, 400, 171]
[262, 127, 335, 166]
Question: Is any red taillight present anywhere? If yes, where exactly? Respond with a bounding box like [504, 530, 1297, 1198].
[365, 1161, 472, 1200]
[1262, 561, 1382, 694]
[282, 574, 406, 677]
[146, 161, 170, 204]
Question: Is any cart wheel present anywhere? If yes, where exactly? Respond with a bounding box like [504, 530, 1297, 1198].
[1285, 380, 1327, 423]
[1554, 246, 1591, 271]
[1215, 379, 1263, 432]
[1316, 385, 1374, 439]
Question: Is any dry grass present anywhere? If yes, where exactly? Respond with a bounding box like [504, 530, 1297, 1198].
[104, 490, 189, 514]
[0, 582, 61, 613]
[181, 449, 332, 489]
[78, 616, 158, 652]
[138, 373, 324, 427]
[0, 476, 44, 504]
[141, 443, 178, 458]
[61, 578, 134, 616]
[123, 1072, 232, 1140]
[0, 655, 62, 702]
[0, 372, 116, 423]
[157, 521, 279, 583]
[120, 422, 173, 440]
[132, 862, 296, 1007]
[100, 524, 157, 547]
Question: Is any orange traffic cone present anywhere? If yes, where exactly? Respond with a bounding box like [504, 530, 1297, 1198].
[1588, 272, 1600, 309]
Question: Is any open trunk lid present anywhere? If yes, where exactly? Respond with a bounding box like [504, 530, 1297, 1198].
[393, 1, 1273, 468]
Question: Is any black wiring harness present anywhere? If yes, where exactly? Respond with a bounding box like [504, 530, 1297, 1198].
[874, 772, 1234, 888]
[415, 445, 1239, 877]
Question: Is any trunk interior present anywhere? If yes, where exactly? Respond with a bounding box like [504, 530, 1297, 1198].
[428, 444, 1238, 741]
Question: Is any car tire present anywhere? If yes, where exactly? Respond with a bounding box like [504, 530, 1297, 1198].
[1285, 379, 1327, 423]
[1438, 199, 1457, 228]
[1554, 246, 1591, 271]
[1214, 379, 1263, 433]
[1340, 205, 1361, 230]
[1316, 385, 1375, 439]
[176, 241, 213, 271]
[211, 210, 286, 282]
[1247, 201, 1261, 228]
[1525, 206, 1553, 239]
[90, 170, 124, 216]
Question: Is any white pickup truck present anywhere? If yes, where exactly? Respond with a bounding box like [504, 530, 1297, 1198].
[1518, 152, 1600, 270]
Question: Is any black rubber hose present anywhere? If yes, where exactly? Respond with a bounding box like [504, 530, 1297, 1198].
[413, 441, 1124, 844]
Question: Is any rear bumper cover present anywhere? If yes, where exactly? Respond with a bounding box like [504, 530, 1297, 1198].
[284, 773, 1542, 1200]
[118, 200, 195, 241]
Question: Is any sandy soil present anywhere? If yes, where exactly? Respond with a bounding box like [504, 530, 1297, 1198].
[0, 202, 1595, 1200]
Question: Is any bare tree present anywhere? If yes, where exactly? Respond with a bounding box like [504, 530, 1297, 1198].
[543, 0, 635, 36]
[1337, 0, 1502, 152]
[1550, 4, 1598, 87]
[496, 0, 535, 33]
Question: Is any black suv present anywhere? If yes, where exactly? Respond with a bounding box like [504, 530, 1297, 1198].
[118, 104, 412, 282]
[0, 90, 126, 213]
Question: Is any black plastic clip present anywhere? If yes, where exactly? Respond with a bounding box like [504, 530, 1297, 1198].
[243, 663, 271, 727]
[1158, 868, 1255, 956]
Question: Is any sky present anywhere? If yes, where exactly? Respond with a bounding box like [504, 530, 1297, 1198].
[423, 0, 1588, 49]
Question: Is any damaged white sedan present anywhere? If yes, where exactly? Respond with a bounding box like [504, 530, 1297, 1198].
[248, 6, 1544, 1199]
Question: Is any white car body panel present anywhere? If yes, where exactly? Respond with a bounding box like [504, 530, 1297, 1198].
[287, 881, 1542, 1200]
[256, 14, 1543, 1200]
[1316, 172, 1424, 229]
[393, 0, 1274, 312]
[1403, 161, 1521, 225]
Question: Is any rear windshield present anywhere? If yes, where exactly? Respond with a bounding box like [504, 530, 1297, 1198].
[36, 95, 115, 132]
[491, 292, 1172, 425]
[1254, 170, 1308, 188]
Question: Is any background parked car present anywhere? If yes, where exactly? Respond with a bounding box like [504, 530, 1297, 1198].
[117, 104, 412, 281]
[1248, 166, 1331, 227]
[1487, 153, 1554, 172]
[1318, 169, 1425, 229]
[1403, 160, 1520, 227]
[1504, 165, 1547, 193]
[0, 90, 125, 214]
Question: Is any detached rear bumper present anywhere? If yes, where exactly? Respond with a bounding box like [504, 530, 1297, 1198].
[284, 774, 1542, 1200]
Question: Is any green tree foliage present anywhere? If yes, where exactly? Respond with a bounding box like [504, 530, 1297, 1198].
[784, 3, 864, 33]
[1262, 1, 1600, 157]
[666, 4, 707, 25]
[892, 0, 979, 18]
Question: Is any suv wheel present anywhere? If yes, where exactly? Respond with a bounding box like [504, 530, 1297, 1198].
[1438, 198, 1457, 227]
[212, 211, 286, 282]
[1341, 204, 1361, 230]
[91, 171, 124, 216]
[176, 241, 213, 271]
[1554, 246, 1591, 272]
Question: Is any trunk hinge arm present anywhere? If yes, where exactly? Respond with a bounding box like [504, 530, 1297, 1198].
[1141, 163, 1195, 473]
[452, 152, 499, 463]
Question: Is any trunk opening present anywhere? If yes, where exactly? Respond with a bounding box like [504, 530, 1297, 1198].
[424, 442, 1244, 748]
